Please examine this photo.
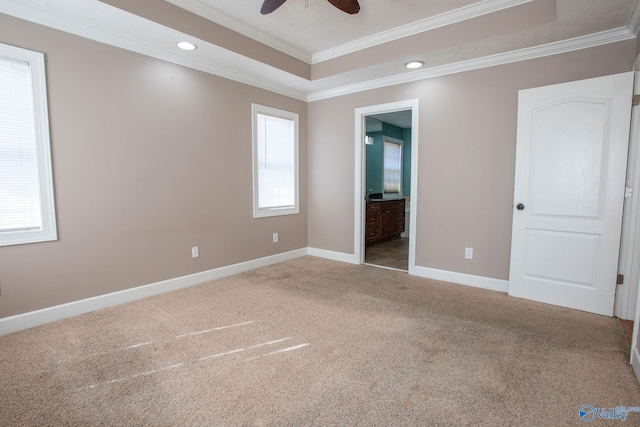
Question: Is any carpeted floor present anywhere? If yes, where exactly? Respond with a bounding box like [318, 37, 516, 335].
[1, 256, 639, 426]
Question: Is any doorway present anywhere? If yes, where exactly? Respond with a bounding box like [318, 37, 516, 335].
[364, 116, 411, 270]
[354, 100, 419, 274]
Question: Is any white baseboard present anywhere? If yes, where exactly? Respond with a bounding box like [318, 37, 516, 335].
[307, 247, 358, 264]
[413, 266, 509, 293]
[0, 250, 509, 336]
[633, 346, 640, 385]
[306, 250, 509, 293]
[0, 248, 308, 336]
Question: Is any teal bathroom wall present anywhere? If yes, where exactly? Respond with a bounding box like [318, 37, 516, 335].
[365, 131, 383, 194]
[365, 121, 411, 196]
[403, 127, 411, 197]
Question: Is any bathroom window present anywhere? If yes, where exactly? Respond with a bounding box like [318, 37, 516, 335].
[0, 43, 57, 246]
[383, 138, 402, 195]
[252, 104, 299, 218]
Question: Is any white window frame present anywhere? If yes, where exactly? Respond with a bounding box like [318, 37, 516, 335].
[0, 43, 57, 246]
[251, 103, 299, 218]
[382, 136, 403, 197]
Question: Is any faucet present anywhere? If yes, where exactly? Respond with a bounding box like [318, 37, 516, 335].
[366, 189, 373, 201]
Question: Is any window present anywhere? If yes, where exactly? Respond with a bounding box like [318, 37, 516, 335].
[0, 43, 56, 246]
[383, 137, 402, 195]
[252, 104, 299, 218]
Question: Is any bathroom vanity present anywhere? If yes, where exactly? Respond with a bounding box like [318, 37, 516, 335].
[365, 198, 405, 246]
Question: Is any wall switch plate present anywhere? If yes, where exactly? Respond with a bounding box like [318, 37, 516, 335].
[273, 233, 278, 243]
[465, 247, 473, 259]
[192, 246, 199, 258]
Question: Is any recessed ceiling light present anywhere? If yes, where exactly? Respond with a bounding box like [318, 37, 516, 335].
[177, 42, 197, 51]
[405, 61, 424, 69]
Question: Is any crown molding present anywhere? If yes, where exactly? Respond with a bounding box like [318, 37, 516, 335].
[164, 0, 312, 63]
[0, 1, 309, 101]
[311, 0, 534, 64]
[308, 27, 634, 102]
[164, 0, 533, 66]
[627, 0, 640, 36]
[152, 52, 308, 102]
[1, 1, 634, 104]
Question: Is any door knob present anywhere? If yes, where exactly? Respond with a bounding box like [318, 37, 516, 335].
[516, 203, 525, 211]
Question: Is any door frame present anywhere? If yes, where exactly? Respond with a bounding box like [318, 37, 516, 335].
[354, 99, 419, 274]
[617, 69, 640, 321]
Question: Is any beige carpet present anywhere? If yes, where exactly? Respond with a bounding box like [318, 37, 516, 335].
[1, 256, 639, 426]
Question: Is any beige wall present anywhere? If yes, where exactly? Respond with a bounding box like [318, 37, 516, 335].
[100, 0, 311, 80]
[308, 40, 636, 280]
[0, 15, 308, 318]
[0, 12, 637, 319]
[312, 0, 556, 80]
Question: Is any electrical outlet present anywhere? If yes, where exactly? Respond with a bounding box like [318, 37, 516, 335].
[465, 247, 473, 260]
[273, 232, 279, 243]
[192, 246, 199, 258]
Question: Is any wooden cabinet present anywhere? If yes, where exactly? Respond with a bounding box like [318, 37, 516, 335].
[365, 199, 405, 246]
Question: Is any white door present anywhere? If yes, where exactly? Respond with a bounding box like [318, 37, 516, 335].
[509, 72, 634, 316]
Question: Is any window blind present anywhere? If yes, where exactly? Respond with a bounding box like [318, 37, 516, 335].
[383, 140, 401, 194]
[0, 57, 42, 232]
[256, 113, 295, 210]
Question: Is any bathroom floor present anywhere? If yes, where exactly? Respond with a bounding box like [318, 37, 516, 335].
[365, 237, 409, 271]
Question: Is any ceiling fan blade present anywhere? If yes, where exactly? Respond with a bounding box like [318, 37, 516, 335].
[261, 0, 288, 14]
[327, 0, 360, 14]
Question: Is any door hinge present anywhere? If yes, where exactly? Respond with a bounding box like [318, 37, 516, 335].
[617, 274, 624, 285]
[625, 187, 633, 199]
[634, 95, 640, 107]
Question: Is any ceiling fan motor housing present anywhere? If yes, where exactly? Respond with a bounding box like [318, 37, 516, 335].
[261, 0, 360, 15]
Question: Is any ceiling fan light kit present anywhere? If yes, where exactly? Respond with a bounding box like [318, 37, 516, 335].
[261, 0, 360, 15]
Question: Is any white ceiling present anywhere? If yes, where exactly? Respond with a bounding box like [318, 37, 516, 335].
[1, 0, 639, 101]
[368, 112, 413, 130]
[165, 0, 484, 60]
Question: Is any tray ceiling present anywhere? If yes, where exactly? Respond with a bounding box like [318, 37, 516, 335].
[0, 0, 638, 101]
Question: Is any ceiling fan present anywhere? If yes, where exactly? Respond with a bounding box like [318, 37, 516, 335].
[260, 0, 360, 15]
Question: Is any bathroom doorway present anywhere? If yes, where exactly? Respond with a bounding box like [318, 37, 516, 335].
[354, 100, 419, 274]
[364, 115, 411, 271]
